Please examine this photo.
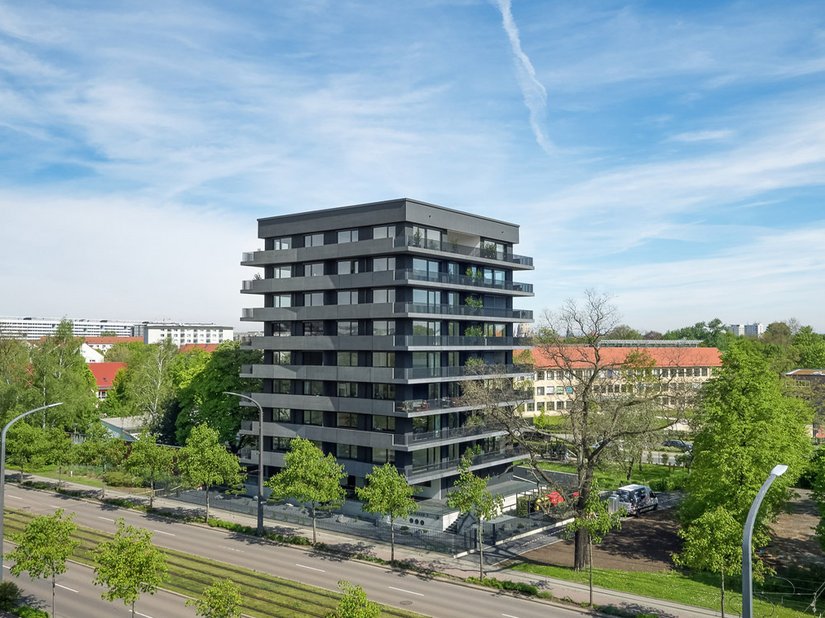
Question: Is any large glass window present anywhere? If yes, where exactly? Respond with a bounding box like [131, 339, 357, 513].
[372, 384, 396, 400]
[337, 382, 358, 398]
[337, 259, 359, 275]
[305, 233, 324, 247]
[273, 351, 291, 365]
[304, 262, 324, 277]
[337, 352, 358, 366]
[337, 413, 358, 428]
[373, 352, 395, 367]
[272, 266, 292, 279]
[273, 294, 291, 308]
[410, 226, 441, 248]
[485, 323, 506, 337]
[372, 448, 395, 464]
[303, 381, 324, 396]
[373, 225, 395, 239]
[372, 257, 395, 272]
[372, 415, 396, 431]
[272, 408, 291, 422]
[274, 380, 291, 394]
[337, 320, 359, 336]
[412, 288, 439, 306]
[272, 237, 292, 250]
[302, 321, 324, 336]
[372, 288, 395, 304]
[373, 320, 396, 336]
[412, 258, 439, 276]
[412, 320, 440, 336]
[272, 322, 291, 337]
[337, 229, 359, 243]
[302, 410, 323, 425]
[304, 292, 324, 306]
[412, 352, 441, 369]
[337, 290, 358, 305]
[336, 444, 357, 460]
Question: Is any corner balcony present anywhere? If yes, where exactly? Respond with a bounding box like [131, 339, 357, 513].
[395, 303, 532, 322]
[393, 235, 533, 270]
[403, 445, 528, 483]
[395, 269, 532, 296]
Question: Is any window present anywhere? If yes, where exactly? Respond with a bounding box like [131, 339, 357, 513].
[273, 294, 291, 308]
[274, 380, 291, 394]
[372, 256, 395, 271]
[373, 225, 395, 239]
[410, 226, 441, 248]
[272, 237, 292, 250]
[373, 352, 395, 367]
[273, 437, 292, 451]
[372, 415, 396, 431]
[273, 351, 291, 365]
[302, 321, 324, 336]
[536, 371, 545, 381]
[372, 448, 395, 464]
[484, 323, 506, 337]
[272, 322, 291, 337]
[412, 258, 439, 276]
[412, 288, 439, 306]
[372, 384, 396, 400]
[536, 387, 545, 396]
[273, 266, 292, 279]
[337, 290, 358, 305]
[305, 233, 324, 247]
[302, 410, 323, 425]
[372, 288, 395, 304]
[304, 262, 324, 277]
[337, 320, 359, 336]
[337, 229, 359, 243]
[373, 320, 396, 336]
[304, 292, 324, 307]
[526, 402, 535, 412]
[337, 351, 358, 366]
[444, 292, 459, 306]
[413, 352, 440, 369]
[272, 408, 291, 422]
[303, 380, 324, 396]
[302, 351, 323, 365]
[337, 444, 357, 459]
[337, 259, 360, 275]
[337, 413, 358, 428]
[412, 320, 440, 336]
[337, 382, 358, 398]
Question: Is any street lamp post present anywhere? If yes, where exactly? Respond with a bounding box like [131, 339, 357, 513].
[742, 464, 788, 618]
[0, 402, 64, 581]
[224, 392, 265, 536]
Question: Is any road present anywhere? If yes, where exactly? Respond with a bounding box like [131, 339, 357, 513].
[4, 486, 587, 618]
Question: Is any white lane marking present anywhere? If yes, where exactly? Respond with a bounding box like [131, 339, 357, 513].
[135, 612, 154, 618]
[503, 614, 520, 618]
[97, 516, 116, 522]
[152, 529, 176, 536]
[388, 586, 424, 597]
[7, 495, 22, 500]
[222, 546, 244, 553]
[295, 563, 325, 573]
[2, 565, 9, 570]
[56, 583, 78, 593]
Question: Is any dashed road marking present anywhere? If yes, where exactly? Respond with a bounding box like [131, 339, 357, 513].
[56, 583, 78, 593]
[152, 529, 176, 536]
[295, 563, 325, 572]
[97, 516, 116, 522]
[388, 586, 424, 597]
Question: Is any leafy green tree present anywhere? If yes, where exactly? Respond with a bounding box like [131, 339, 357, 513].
[77, 422, 128, 499]
[446, 452, 503, 580]
[103, 341, 147, 363]
[356, 463, 417, 563]
[6, 423, 50, 481]
[266, 437, 346, 544]
[93, 519, 167, 618]
[9, 509, 78, 618]
[178, 424, 244, 522]
[663, 318, 728, 348]
[682, 340, 811, 553]
[175, 341, 261, 446]
[793, 326, 825, 368]
[44, 426, 75, 490]
[763, 321, 793, 347]
[331, 581, 380, 618]
[605, 324, 642, 340]
[125, 433, 175, 508]
[0, 335, 30, 421]
[566, 490, 622, 606]
[186, 579, 242, 618]
[129, 339, 179, 428]
[675, 506, 743, 618]
[27, 320, 98, 431]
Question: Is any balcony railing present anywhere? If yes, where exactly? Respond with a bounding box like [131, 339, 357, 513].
[403, 445, 527, 477]
[398, 335, 531, 347]
[395, 302, 532, 320]
[392, 423, 506, 446]
[393, 363, 531, 380]
[394, 235, 533, 267]
[396, 269, 532, 293]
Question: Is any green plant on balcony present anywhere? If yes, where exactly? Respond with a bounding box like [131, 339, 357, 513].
[464, 324, 484, 337]
[480, 242, 498, 259]
[465, 267, 484, 283]
[464, 296, 483, 311]
[411, 229, 422, 247]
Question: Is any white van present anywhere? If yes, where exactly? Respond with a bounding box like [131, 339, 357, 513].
[613, 484, 658, 516]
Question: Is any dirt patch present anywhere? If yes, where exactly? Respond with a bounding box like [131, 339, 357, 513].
[765, 489, 825, 572]
[522, 508, 681, 572]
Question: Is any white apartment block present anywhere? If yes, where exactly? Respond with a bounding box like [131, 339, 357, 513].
[524, 345, 722, 418]
[134, 322, 233, 346]
[0, 317, 135, 340]
[728, 323, 765, 337]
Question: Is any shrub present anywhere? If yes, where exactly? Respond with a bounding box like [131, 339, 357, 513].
[467, 577, 539, 596]
[0, 581, 21, 611]
[102, 470, 141, 487]
[15, 607, 50, 618]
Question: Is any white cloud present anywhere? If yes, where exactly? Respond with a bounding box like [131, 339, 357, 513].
[668, 129, 734, 143]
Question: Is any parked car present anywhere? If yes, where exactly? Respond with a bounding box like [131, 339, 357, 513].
[612, 484, 658, 516]
[662, 439, 693, 451]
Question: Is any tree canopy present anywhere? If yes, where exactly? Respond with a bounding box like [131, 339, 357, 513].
[356, 463, 417, 563]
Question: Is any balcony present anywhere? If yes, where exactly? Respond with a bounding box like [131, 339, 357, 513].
[403, 445, 527, 481]
[398, 335, 532, 348]
[395, 391, 531, 414]
[392, 423, 507, 446]
[396, 269, 532, 295]
[394, 363, 532, 381]
[396, 303, 532, 321]
[394, 235, 533, 268]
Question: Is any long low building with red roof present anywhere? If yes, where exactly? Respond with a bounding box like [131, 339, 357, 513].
[525, 344, 722, 417]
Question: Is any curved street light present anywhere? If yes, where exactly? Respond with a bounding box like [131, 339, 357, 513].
[0, 402, 64, 581]
[224, 392, 265, 536]
[742, 463, 788, 618]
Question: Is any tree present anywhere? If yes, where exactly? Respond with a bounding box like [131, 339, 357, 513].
[331, 581, 380, 618]
[125, 433, 175, 508]
[675, 506, 743, 618]
[76, 422, 128, 499]
[0, 335, 30, 421]
[468, 291, 691, 570]
[605, 324, 642, 340]
[8, 509, 78, 618]
[266, 437, 346, 544]
[763, 321, 792, 347]
[446, 452, 503, 580]
[5, 422, 50, 481]
[663, 318, 728, 348]
[356, 463, 417, 563]
[175, 341, 262, 447]
[681, 339, 811, 555]
[793, 326, 825, 368]
[186, 579, 242, 618]
[93, 519, 167, 617]
[566, 490, 622, 607]
[178, 423, 244, 522]
[44, 426, 75, 490]
[130, 339, 179, 428]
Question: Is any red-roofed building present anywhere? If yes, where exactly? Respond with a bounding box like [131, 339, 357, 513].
[525, 345, 722, 418]
[179, 343, 221, 354]
[87, 362, 126, 400]
[84, 336, 142, 353]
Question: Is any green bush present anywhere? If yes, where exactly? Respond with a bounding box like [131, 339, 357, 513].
[102, 470, 142, 487]
[598, 606, 657, 618]
[0, 581, 21, 611]
[15, 607, 50, 618]
[516, 496, 531, 517]
[467, 577, 539, 596]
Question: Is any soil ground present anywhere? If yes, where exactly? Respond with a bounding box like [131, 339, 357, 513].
[522, 490, 825, 574]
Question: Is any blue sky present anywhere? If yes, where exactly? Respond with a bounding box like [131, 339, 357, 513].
[1, 0, 824, 332]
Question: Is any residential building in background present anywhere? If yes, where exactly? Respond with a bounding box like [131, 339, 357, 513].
[727, 322, 765, 337]
[84, 336, 143, 353]
[0, 316, 135, 340]
[525, 345, 722, 418]
[134, 322, 233, 345]
[88, 362, 126, 400]
[239, 198, 533, 498]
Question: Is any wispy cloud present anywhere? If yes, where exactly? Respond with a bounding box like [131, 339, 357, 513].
[493, 0, 553, 154]
[668, 129, 734, 143]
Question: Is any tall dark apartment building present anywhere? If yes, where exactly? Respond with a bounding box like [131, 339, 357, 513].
[239, 199, 533, 498]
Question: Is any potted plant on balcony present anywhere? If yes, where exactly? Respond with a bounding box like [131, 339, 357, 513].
[464, 296, 483, 314]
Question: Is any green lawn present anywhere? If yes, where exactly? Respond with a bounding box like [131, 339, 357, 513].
[4, 509, 424, 618]
[512, 562, 812, 617]
[535, 461, 690, 491]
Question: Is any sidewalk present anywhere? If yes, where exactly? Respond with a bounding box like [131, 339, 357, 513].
[15, 474, 722, 618]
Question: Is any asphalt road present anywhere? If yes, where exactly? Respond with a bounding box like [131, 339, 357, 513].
[3, 486, 587, 618]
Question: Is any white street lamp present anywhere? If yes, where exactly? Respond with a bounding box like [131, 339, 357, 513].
[742, 464, 788, 618]
[0, 402, 64, 581]
[224, 392, 265, 536]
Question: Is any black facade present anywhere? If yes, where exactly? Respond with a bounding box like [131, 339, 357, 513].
[239, 198, 533, 498]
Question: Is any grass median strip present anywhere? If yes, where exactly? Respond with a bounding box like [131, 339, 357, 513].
[4, 509, 425, 618]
